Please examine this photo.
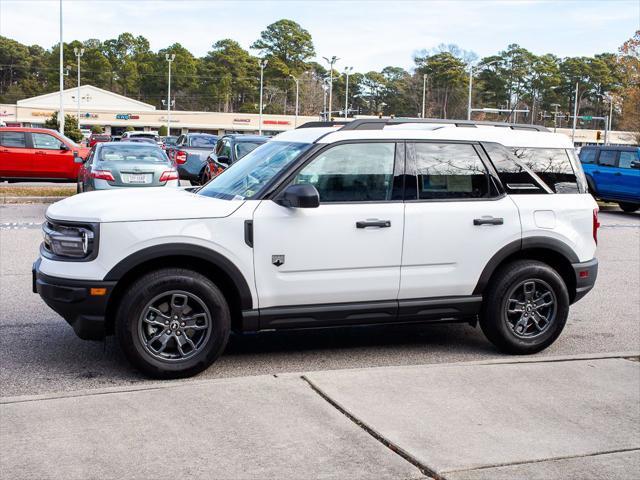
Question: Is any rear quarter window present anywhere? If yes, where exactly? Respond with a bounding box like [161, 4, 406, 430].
[579, 149, 597, 164]
[0, 131, 27, 148]
[512, 147, 581, 194]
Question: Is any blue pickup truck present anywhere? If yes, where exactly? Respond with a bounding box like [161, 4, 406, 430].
[579, 146, 640, 213]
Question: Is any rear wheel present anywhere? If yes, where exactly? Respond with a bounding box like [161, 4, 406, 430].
[480, 260, 569, 355]
[619, 202, 639, 213]
[116, 268, 230, 379]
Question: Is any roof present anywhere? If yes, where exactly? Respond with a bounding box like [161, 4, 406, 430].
[16, 85, 155, 111]
[273, 123, 573, 149]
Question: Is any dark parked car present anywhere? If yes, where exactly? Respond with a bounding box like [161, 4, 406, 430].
[579, 145, 640, 212]
[77, 142, 179, 192]
[161, 136, 178, 150]
[166, 133, 219, 185]
[203, 134, 269, 182]
[88, 133, 111, 147]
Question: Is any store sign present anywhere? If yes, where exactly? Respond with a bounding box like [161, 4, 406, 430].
[116, 114, 140, 120]
[263, 120, 291, 126]
[81, 112, 99, 119]
[31, 111, 53, 117]
[233, 118, 251, 124]
[0, 110, 12, 117]
[158, 116, 180, 123]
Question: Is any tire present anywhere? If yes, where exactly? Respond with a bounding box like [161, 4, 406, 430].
[189, 178, 201, 187]
[76, 182, 81, 194]
[116, 268, 231, 379]
[480, 260, 569, 355]
[619, 202, 639, 213]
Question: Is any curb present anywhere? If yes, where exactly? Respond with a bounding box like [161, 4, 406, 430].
[0, 196, 64, 204]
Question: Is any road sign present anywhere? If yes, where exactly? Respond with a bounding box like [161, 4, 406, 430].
[582, 115, 593, 121]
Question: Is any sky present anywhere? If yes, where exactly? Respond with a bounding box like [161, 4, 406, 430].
[1, 0, 638, 72]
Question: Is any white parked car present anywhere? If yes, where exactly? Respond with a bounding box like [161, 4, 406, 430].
[34, 119, 599, 378]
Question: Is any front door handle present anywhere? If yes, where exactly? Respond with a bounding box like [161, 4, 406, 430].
[474, 217, 504, 226]
[613, 172, 622, 176]
[356, 219, 391, 228]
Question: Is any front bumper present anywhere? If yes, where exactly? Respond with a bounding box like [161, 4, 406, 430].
[33, 258, 115, 340]
[572, 258, 598, 303]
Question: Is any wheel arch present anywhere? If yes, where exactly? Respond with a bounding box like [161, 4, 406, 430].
[103, 244, 254, 334]
[474, 237, 578, 302]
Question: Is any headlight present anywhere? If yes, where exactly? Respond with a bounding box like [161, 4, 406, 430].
[42, 220, 98, 261]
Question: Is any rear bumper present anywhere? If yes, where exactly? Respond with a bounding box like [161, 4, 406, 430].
[33, 258, 115, 340]
[572, 258, 598, 303]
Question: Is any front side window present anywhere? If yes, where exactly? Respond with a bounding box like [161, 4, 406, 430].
[411, 143, 490, 199]
[598, 150, 618, 167]
[0, 132, 26, 148]
[512, 148, 579, 193]
[619, 151, 639, 169]
[292, 142, 396, 202]
[189, 135, 217, 148]
[235, 142, 262, 160]
[32, 133, 64, 150]
[198, 141, 312, 200]
[579, 149, 597, 164]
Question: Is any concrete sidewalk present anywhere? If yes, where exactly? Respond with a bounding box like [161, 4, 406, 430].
[1, 353, 639, 480]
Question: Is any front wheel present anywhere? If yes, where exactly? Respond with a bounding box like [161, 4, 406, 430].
[116, 268, 230, 379]
[619, 202, 639, 213]
[480, 260, 569, 355]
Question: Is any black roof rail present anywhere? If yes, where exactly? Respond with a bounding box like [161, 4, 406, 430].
[297, 121, 351, 129]
[339, 118, 550, 132]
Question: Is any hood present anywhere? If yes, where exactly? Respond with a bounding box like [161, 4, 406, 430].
[46, 188, 244, 223]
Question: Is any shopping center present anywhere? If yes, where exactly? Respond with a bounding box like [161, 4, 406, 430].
[0, 85, 318, 136]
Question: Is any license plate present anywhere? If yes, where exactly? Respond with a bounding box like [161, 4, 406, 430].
[123, 173, 150, 184]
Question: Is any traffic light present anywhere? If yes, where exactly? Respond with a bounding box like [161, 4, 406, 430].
[596, 131, 602, 141]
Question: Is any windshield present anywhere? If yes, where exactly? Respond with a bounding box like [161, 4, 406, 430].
[198, 141, 311, 200]
[189, 135, 217, 147]
[128, 133, 157, 140]
[99, 144, 169, 163]
[235, 141, 263, 160]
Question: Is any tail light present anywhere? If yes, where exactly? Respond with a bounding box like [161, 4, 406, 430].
[90, 170, 115, 182]
[159, 170, 179, 182]
[593, 208, 600, 245]
[175, 151, 187, 164]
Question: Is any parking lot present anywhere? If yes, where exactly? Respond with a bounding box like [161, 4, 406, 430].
[1, 202, 638, 398]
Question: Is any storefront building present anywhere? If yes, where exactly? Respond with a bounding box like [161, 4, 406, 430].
[0, 85, 318, 136]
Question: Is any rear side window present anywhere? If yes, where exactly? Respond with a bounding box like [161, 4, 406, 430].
[619, 151, 639, 169]
[598, 150, 618, 167]
[579, 149, 597, 164]
[0, 132, 26, 148]
[483, 143, 547, 194]
[512, 148, 579, 193]
[410, 143, 491, 199]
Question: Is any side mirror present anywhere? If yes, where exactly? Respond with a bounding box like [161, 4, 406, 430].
[73, 151, 83, 164]
[630, 160, 640, 170]
[60, 143, 70, 151]
[276, 184, 320, 208]
[216, 155, 230, 164]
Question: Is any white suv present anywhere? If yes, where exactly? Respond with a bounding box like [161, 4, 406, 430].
[33, 119, 599, 378]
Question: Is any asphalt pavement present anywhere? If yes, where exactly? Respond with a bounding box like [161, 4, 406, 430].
[0, 203, 638, 398]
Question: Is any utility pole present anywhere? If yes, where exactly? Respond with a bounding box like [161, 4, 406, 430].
[165, 53, 175, 135]
[422, 74, 427, 118]
[58, 0, 65, 135]
[323, 56, 339, 121]
[551, 103, 560, 133]
[571, 81, 579, 144]
[289, 74, 299, 127]
[343, 66, 353, 119]
[74, 47, 84, 124]
[467, 60, 498, 121]
[259, 59, 268, 135]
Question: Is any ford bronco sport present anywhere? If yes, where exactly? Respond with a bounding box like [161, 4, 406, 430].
[33, 119, 599, 378]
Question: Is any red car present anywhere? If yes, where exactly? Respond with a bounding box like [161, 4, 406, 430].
[0, 127, 90, 182]
[88, 133, 111, 147]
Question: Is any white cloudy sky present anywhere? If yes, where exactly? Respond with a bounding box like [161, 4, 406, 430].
[1, 0, 637, 71]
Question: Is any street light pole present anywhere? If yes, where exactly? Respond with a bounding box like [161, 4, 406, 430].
[259, 59, 268, 135]
[289, 74, 299, 127]
[571, 81, 579, 144]
[551, 103, 560, 133]
[165, 53, 176, 136]
[344, 66, 352, 119]
[422, 74, 427, 118]
[323, 56, 339, 121]
[467, 60, 498, 121]
[73, 47, 84, 124]
[58, 0, 64, 135]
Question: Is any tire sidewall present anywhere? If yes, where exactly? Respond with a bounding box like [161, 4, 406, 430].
[117, 269, 230, 378]
[483, 261, 570, 354]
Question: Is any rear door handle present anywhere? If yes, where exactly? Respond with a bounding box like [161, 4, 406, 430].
[356, 219, 391, 228]
[614, 172, 622, 176]
[474, 217, 504, 226]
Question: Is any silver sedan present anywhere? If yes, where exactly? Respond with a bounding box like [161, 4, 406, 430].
[77, 142, 179, 192]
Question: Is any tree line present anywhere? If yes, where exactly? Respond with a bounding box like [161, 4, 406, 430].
[0, 20, 638, 133]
